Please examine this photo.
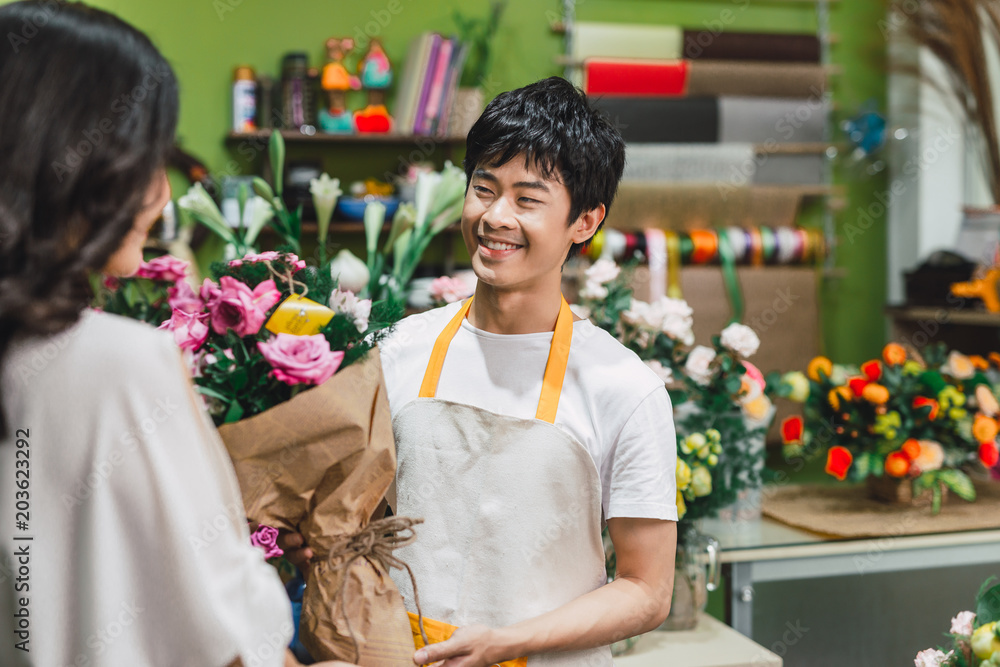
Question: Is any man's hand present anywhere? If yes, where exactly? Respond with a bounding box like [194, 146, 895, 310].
[277, 530, 313, 572]
[412, 624, 507, 667]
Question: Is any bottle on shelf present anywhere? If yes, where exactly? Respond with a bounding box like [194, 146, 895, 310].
[232, 65, 257, 133]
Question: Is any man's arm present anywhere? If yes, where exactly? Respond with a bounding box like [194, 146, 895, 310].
[413, 517, 676, 666]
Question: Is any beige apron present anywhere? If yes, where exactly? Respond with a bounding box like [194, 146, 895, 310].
[390, 296, 612, 666]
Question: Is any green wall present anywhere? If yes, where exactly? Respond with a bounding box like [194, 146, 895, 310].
[3, 0, 889, 363]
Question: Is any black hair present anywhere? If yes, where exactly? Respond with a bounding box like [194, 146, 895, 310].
[463, 76, 626, 258]
[0, 1, 179, 434]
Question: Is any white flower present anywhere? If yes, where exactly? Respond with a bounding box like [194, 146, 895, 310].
[645, 360, 673, 384]
[328, 249, 370, 293]
[950, 611, 975, 636]
[830, 364, 851, 386]
[622, 300, 652, 327]
[579, 280, 609, 300]
[622, 296, 695, 345]
[309, 173, 342, 241]
[720, 322, 760, 358]
[912, 440, 945, 473]
[914, 648, 953, 667]
[945, 350, 976, 380]
[178, 182, 228, 229]
[243, 196, 275, 246]
[685, 345, 717, 386]
[328, 288, 372, 333]
[585, 259, 620, 285]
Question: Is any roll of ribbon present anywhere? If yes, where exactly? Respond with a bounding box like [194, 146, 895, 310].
[727, 226, 748, 263]
[665, 231, 683, 299]
[586, 229, 606, 260]
[689, 229, 719, 264]
[679, 233, 695, 264]
[748, 227, 764, 266]
[645, 229, 668, 301]
[603, 229, 628, 261]
[775, 227, 799, 264]
[760, 226, 776, 264]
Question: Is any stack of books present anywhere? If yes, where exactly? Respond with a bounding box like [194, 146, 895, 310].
[394, 32, 469, 137]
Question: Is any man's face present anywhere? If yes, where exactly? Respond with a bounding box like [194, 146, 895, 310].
[461, 157, 582, 293]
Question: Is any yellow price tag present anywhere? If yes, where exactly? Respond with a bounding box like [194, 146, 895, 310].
[265, 294, 336, 336]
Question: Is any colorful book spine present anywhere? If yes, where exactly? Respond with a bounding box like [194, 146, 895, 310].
[413, 33, 443, 135]
[421, 37, 454, 135]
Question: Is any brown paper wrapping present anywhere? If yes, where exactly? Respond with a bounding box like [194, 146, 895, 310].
[218, 351, 416, 665]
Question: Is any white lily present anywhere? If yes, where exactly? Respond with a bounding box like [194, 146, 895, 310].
[178, 183, 235, 245]
[242, 196, 275, 247]
[309, 173, 342, 247]
[329, 249, 370, 293]
[363, 199, 387, 256]
[413, 170, 441, 232]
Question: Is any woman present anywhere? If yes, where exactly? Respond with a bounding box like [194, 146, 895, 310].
[0, 3, 350, 665]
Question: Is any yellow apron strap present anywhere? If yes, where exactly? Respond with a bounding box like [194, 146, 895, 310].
[534, 296, 573, 424]
[418, 295, 574, 424]
[419, 297, 475, 399]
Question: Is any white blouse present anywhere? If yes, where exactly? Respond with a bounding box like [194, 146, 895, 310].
[0, 310, 291, 667]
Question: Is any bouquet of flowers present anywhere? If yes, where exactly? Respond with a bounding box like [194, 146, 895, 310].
[779, 343, 1000, 513]
[913, 577, 1000, 666]
[96, 251, 419, 664]
[577, 259, 776, 521]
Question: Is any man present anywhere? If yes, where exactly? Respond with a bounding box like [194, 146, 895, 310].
[377, 76, 678, 666]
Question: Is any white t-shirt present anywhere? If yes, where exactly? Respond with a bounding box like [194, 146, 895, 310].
[0, 310, 292, 667]
[380, 301, 678, 522]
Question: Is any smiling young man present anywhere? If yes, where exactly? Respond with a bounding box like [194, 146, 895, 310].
[375, 77, 678, 666]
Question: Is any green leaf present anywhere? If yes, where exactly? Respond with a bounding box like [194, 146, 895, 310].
[937, 469, 976, 502]
[223, 401, 244, 424]
[931, 483, 942, 515]
[231, 367, 249, 391]
[194, 385, 230, 401]
[977, 582, 1000, 625]
[237, 181, 249, 236]
[854, 452, 871, 479]
[269, 131, 285, 198]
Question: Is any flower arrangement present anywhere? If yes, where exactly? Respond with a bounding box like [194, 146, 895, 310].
[578, 259, 775, 521]
[97, 250, 402, 425]
[779, 343, 1000, 512]
[913, 577, 1000, 666]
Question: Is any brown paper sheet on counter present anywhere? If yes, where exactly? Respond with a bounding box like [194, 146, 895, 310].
[218, 351, 416, 665]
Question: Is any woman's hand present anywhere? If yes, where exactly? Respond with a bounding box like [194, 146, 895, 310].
[412, 624, 508, 667]
[277, 530, 313, 573]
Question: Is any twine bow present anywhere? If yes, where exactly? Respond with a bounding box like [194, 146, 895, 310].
[262, 259, 308, 299]
[326, 515, 428, 662]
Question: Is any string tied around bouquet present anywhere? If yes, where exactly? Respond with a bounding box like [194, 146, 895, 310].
[327, 515, 428, 662]
[263, 259, 308, 299]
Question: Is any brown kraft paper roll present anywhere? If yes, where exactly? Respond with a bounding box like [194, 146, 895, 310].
[687, 60, 827, 98]
[218, 351, 417, 665]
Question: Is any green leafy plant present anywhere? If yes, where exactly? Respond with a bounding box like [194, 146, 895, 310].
[453, 0, 508, 88]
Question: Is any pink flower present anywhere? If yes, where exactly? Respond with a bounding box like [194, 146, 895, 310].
[914, 648, 952, 667]
[158, 309, 210, 352]
[249, 525, 284, 560]
[950, 611, 976, 636]
[135, 255, 189, 282]
[429, 275, 474, 304]
[258, 333, 344, 386]
[167, 280, 204, 314]
[230, 250, 306, 272]
[743, 360, 766, 392]
[204, 276, 282, 337]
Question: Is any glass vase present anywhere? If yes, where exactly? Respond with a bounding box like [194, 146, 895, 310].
[658, 523, 720, 631]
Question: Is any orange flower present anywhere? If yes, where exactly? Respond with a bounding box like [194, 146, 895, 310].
[883, 343, 907, 366]
[861, 383, 889, 405]
[828, 386, 852, 411]
[825, 446, 853, 481]
[980, 442, 1000, 467]
[861, 360, 882, 381]
[973, 414, 999, 443]
[913, 396, 939, 420]
[781, 416, 804, 445]
[848, 376, 870, 396]
[885, 451, 911, 478]
[807, 356, 833, 382]
[901, 438, 921, 460]
[990, 352, 1000, 368]
[971, 355, 989, 370]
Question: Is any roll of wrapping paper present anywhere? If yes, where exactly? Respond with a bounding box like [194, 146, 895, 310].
[623, 143, 757, 183]
[719, 96, 829, 143]
[597, 227, 825, 266]
[609, 183, 804, 229]
[687, 61, 827, 98]
[572, 21, 684, 62]
[584, 59, 689, 96]
[682, 31, 822, 63]
[587, 96, 719, 143]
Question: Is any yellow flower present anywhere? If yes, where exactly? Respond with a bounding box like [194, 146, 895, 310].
[676, 490, 687, 520]
[782, 371, 810, 402]
[681, 433, 706, 455]
[873, 411, 901, 437]
[903, 360, 924, 376]
[971, 622, 1000, 660]
[676, 459, 692, 491]
[707, 454, 719, 466]
[949, 407, 968, 421]
[939, 386, 966, 410]
[807, 356, 833, 382]
[691, 465, 713, 497]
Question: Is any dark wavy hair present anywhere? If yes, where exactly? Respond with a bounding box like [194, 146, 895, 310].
[463, 76, 626, 259]
[0, 1, 179, 434]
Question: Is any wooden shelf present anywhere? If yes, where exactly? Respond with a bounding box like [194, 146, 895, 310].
[226, 130, 466, 144]
[260, 220, 461, 236]
[886, 305, 1000, 328]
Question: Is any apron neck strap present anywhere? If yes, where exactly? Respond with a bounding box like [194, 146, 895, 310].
[418, 295, 575, 424]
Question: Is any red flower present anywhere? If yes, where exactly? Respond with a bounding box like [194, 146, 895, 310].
[781, 416, 804, 445]
[912, 396, 939, 420]
[980, 442, 1000, 468]
[825, 446, 853, 481]
[885, 451, 911, 478]
[901, 438, 921, 460]
[861, 360, 882, 382]
[848, 376, 870, 396]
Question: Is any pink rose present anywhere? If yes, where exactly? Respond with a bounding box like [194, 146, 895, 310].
[136, 255, 189, 282]
[428, 275, 474, 304]
[230, 250, 306, 272]
[204, 276, 282, 337]
[249, 525, 284, 560]
[158, 309, 210, 352]
[167, 280, 204, 314]
[258, 333, 344, 386]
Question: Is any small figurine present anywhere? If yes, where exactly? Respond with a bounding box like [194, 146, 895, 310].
[951, 267, 1000, 312]
[319, 37, 360, 134]
[354, 39, 393, 133]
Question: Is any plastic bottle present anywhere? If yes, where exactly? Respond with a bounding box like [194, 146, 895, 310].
[232, 65, 257, 133]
